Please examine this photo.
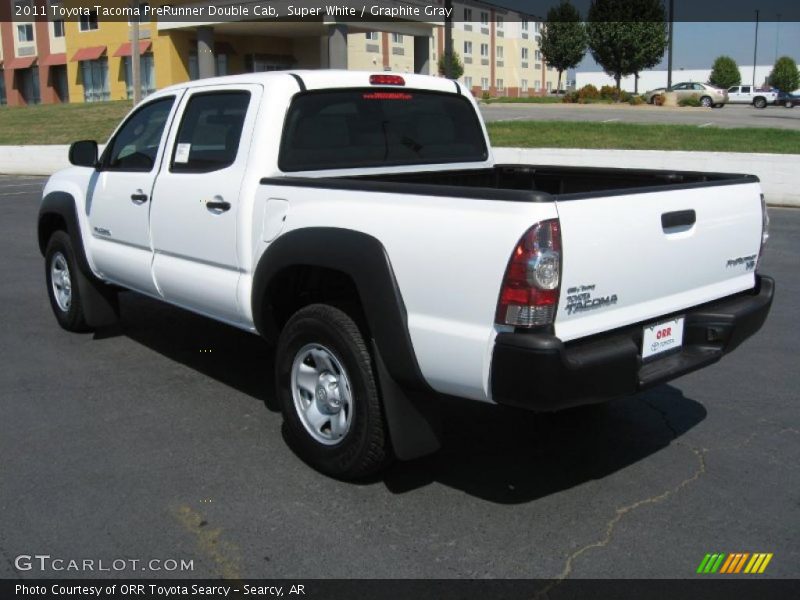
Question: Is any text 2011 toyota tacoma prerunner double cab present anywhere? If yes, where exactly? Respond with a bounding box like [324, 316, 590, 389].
[39, 71, 774, 479]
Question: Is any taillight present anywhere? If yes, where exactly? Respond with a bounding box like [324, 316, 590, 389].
[496, 219, 561, 328]
[369, 74, 405, 86]
[758, 193, 769, 269]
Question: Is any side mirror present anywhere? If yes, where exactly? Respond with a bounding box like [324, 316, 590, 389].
[68, 140, 99, 168]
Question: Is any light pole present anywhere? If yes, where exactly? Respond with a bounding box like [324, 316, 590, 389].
[775, 14, 781, 63]
[752, 9, 760, 88]
[131, 1, 141, 105]
[667, 0, 674, 88]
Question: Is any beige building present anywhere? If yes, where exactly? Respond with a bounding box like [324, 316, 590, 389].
[347, 1, 561, 97]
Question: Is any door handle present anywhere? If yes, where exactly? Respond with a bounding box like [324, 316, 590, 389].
[661, 209, 696, 230]
[206, 199, 231, 214]
[131, 191, 148, 204]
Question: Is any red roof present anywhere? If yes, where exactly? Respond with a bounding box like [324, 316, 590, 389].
[4, 56, 37, 70]
[113, 41, 152, 58]
[39, 53, 67, 66]
[71, 46, 107, 62]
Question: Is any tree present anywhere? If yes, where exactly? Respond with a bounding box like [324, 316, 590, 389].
[587, 0, 668, 98]
[540, 1, 587, 93]
[438, 50, 464, 80]
[709, 56, 741, 89]
[768, 56, 800, 93]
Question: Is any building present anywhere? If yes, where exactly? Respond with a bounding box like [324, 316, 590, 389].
[1, 0, 560, 106]
[1, 0, 69, 106]
[576, 65, 781, 94]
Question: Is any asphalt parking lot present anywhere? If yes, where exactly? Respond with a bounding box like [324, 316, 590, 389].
[480, 102, 800, 130]
[1, 175, 798, 584]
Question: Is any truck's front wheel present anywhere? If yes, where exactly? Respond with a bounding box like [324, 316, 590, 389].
[45, 231, 91, 332]
[275, 304, 391, 479]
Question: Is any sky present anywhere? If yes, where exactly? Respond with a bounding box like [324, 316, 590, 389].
[495, 1, 800, 72]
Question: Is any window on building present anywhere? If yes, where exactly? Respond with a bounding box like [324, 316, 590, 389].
[546, 81, 552, 91]
[496, 78, 504, 91]
[124, 54, 156, 99]
[463, 41, 472, 55]
[480, 12, 489, 25]
[392, 33, 403, 44]
[521, 79, 528, 93]
[365, 32, 378, 41]
[521, 20, 529, 31]
[481, 77, 489, 91]
[534, 80, 541, 91]
[547, 65, 553, 71]
[463, 76, 472, 89]
[535, 50, 542, 61]
[105, 97, 174, 171]
[464, 8, 472, 20]
[79, 11, 99, 31]
[535, 35, 541, 45]
[496, 46, 503, 59]
[17, 24, 34, 43]
[496, 16, 504, 28]
[53, 20, 65, 38]
[80, 58, 109, 102]
[480, 43, 489, 58]
[535, 22, 542, 33]
[521, 48, 529, 60]
[0, 72, 6, 105]
[171, 92, 250, 173]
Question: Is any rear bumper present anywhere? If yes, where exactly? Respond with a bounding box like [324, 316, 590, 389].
[491, 275, 774, 411]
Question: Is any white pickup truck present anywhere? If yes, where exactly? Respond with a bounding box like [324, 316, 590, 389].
[39, 71, 773, 479]
[726, 85, 779, 109]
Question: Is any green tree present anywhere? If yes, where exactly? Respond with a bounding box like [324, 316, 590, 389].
[708, 56, 742, 89]
[587, 0, 668, 98]
[540, 1, 587, 92]
[768, 56, 800, 93]
[438, 50, 464, 80]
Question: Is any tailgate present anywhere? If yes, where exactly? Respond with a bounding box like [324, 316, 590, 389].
[554, 182, 763, 342]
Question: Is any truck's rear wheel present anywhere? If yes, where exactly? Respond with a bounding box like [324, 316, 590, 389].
[275, 304, 391, 479]
[45, 231, 91, 332]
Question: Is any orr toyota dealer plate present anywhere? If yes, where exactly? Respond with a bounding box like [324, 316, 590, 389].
[642, 317, 685, 360]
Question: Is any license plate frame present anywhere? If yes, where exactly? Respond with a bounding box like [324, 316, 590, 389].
[642, 316, 685, 361]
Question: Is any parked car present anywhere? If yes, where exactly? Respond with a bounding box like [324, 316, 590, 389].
[776, 90, 799, 108]
[39, 71, 773, 479]
[644, 82, 728, 107]
[726, 85, 778, 108]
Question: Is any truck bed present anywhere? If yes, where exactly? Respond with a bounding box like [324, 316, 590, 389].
[264, 164, 758, 201]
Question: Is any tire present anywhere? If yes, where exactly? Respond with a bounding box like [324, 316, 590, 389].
[753, 97, 767, 109]
[700, 96, 713, 108]
[44, 231, 91, 332]
[786, 101, 795, 109]
[275, 304, 391, 479]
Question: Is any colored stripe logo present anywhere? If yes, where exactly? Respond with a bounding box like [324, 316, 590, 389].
[696, 553, 773, 574]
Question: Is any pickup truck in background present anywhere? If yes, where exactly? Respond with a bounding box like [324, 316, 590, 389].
[727, 85, 779, 108]
[39, 71, 774, 479]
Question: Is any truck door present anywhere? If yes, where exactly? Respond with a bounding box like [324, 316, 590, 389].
[148, 85, 261, 326]
[86, 95, 179, 294]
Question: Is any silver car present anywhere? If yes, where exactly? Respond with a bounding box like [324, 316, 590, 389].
[644, 82, 728, 107]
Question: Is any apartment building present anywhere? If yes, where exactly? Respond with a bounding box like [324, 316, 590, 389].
[1, 0, 69, 106]
[1, 0, 559, 106]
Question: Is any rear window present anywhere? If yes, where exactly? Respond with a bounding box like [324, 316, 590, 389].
[278, 89, 488, 172]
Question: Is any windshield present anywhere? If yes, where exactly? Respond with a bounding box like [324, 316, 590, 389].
[278, 89, 488, 172]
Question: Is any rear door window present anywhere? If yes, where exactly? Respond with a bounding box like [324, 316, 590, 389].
[170, 91, 250, 173]
[279, 89, 488, 172]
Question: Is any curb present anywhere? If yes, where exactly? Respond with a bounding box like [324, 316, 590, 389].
[1, 145, 797, 207]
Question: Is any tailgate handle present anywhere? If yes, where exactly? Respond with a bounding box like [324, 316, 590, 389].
[661, 209, 696, 230]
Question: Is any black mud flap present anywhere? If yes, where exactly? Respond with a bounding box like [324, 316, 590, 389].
[371, 341, 442, 461]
